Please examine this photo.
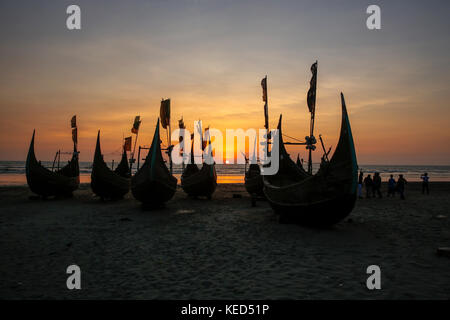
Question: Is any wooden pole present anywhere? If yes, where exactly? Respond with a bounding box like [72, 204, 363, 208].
[51, 151, 58, 172]
[319, 134, 329, 162]
[57, 150, 61, 171]
[265, 75, 270, 159]
[129, 129, 139, 174]
[168, 121, 173, 174]
[307, 60, 317, 175]
[181, 137, 185, 171]
[181, 130, 185, 171]
[137, 146, 141, 172]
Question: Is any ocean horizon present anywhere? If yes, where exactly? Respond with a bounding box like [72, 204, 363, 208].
[1, 160, 449, 186]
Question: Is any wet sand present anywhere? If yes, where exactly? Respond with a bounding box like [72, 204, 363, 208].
[0, 182, 449, 299]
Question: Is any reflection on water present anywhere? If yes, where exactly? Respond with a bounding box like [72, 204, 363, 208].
[0, 174, 30, 186]
[1, 161, 449, 186]
[173, 174, 243, 184]
[0, 173, 244, 186]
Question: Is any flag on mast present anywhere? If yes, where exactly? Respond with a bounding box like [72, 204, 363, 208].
[307, 62, 318, 114]
[178, 117, 185, 129]
[72, 127, 78, 145]
[71, 115, 77, 128]
[70, 115, 77, 145]
[261, 77, 267, 102]
[131, 116, 141, 134]
[160, 99, 171, 129]
[178, 117, 185, 143]
[124, 136, 132, 151]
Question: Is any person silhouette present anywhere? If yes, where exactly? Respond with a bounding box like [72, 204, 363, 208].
[397, 174, 407, 200]
[358, 171, 364, 199]
[372, 172, 382, 198]
[421, 172, 429, 195]
[387, 174, 396, 197]
[364, 174, 373, 198]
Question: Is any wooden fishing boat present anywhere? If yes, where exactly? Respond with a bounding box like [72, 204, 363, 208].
[244, 164, 264, 197]
[26, 130, 79, 197]
[131, 118, 177, 206]
[181, 141, 217, 199]
[244, 75, 271, 200]
[91, 131, 130, 200]
[263, 93, 358, 227]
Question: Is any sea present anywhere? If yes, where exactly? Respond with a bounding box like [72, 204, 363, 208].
[1, 161, 449, 186]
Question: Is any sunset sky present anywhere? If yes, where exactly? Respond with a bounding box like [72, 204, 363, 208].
[0, 0, 449, 164]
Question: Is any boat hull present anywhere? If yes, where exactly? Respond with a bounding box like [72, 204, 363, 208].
[26, 166, 79, 197]
[26, 131, 79, 197]
[266, 188, 356, 227]
[181, 164, 217, 198]
[131, 177, 177, 205]
[91, 133, 130, 200]
[244, 172, 264, 197]
[131, 118, 177, 207]
[91, 174, 130, 200]
[263, 93, 358, 227]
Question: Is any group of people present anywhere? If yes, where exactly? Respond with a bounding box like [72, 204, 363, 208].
[357, 171, 430, 200]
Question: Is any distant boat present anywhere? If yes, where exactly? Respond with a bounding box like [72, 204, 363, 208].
[26, 130, 79, 198]
[181, 133, 217, 199]
[244, 75, 268, 198]
[131, 118, 177, 207]
[90, 131, 130, 200]
[244, 163, 264, 197]
[263, 93, 358, 227]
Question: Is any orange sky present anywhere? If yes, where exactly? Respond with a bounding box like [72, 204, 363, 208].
[0, 1, 449, 165]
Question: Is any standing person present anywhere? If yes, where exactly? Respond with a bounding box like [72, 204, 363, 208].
[397, 174, 407, 200]
[372, 172, 382, 198]
[387, 174, 396, 197]
[364, 174, 373, 198]
[358, 171, 364, 199]
[421, 172, 430, 195]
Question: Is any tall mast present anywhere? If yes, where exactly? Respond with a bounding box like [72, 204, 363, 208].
[57, 149, 61, 170]
[262, 75, 270, 161]
[307, 61, 318, 174]
[178, 117, 186, 171]
[197, 119, 202, 163]
[130, 128, 139, 172]
[168, 119, 173, 174]
[160, 98, 173, 174]
[129, 115, 141, 174]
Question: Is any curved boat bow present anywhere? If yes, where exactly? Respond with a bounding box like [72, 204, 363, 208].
[26, 130, 79, 197]
[131, 118, 177, 207]
[263, 93, 357, 226]
[91, 131, 130, 200]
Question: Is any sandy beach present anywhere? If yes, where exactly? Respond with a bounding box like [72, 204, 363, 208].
[0, 182, 449, 299]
